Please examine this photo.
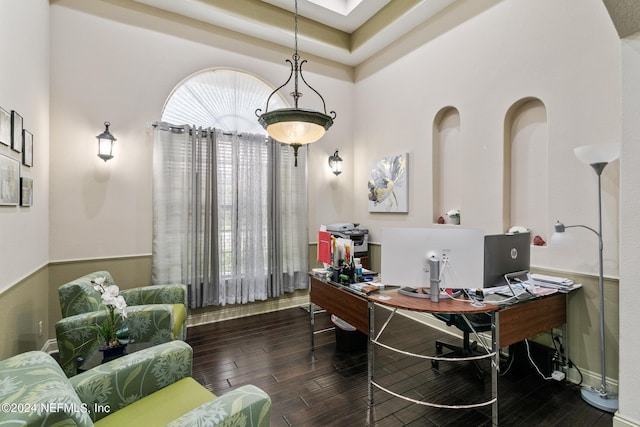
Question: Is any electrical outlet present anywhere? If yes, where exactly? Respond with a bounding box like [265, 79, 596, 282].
[38, 321, 43, 337]
[441, 249, 452, 262]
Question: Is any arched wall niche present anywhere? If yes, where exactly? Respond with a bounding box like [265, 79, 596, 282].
[503, 97, 549, 243]
[432, 106, 462, 225]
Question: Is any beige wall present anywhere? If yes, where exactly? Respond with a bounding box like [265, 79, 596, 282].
[0, 267, 49, 358]
[353, 0, 621, 275]
[352, 0, 622, 393]
[619, 32, 640, 423]
[0, 0, 50, 291]
[47, 0, 355, 263]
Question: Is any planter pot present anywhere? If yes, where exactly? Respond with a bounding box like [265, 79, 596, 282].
[99, 344, 127, 363]
[447, 216, 460, 225]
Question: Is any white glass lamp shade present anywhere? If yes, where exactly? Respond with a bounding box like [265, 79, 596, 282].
[266, 121, 326, 145]
[98, 138, 114, 161]
[574, 143, 620, 165]
[331, 159, 343, 175]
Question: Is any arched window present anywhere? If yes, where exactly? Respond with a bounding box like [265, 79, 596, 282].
[152, 69, 308, 308]
[161, 68, 287, 133]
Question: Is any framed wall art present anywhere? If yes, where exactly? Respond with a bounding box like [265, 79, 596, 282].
[0, 153, 20, 206]
[0, 107, 10, 146]
[11, 110, 23, 153]
[23, 130, 33, 166]
[367, 152, 409, 213]
[20, 177, 33, 207]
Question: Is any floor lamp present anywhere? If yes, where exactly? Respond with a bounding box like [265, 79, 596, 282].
[554, 142, 620, 413]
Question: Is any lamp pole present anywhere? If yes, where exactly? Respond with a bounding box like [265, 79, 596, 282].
[554, 156, 618, 412]
[587, 162, 615, 411]
[595, 164, 607, 398]
[557, 144, 620, 411]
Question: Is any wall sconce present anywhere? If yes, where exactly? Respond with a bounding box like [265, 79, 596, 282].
[96, 121, 116, 162]
[328, 150, 343, 176]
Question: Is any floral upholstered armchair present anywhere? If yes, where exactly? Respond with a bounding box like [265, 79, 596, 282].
[0, 341, 271, 426]
[55, 271, 188, 376]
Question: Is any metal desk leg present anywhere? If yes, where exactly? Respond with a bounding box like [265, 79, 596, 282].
[310, 302, 315, 353]
[491, 310, 498, 426]
[368, 300, 375, 406]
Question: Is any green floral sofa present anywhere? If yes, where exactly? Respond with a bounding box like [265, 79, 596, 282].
[0, 341, 271, 426]
[56, 271, 188, 376]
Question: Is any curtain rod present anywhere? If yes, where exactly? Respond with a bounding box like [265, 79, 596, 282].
[151, 121, 249, 138]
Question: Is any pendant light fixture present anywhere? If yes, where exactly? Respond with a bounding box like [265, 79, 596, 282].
[256, 0, 336, 166]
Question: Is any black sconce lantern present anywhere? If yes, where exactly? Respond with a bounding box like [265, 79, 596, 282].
[96, 121, 116, 162]
[328, 149, 342, 176]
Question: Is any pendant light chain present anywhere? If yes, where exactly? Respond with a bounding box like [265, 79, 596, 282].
[292, 0, 300, 109]
[294, 0, 298, 55]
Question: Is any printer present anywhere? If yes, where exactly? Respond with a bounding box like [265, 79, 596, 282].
[326, 223, 369, 257]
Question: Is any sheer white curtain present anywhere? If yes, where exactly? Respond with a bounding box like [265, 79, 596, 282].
[218, 130, 270, 304]
[271, 144, 309, 295]
[152, 123, 308, 308]
[152, 123, 220, 307]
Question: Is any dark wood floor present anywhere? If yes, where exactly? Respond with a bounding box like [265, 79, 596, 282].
[187, 306, 613, 427]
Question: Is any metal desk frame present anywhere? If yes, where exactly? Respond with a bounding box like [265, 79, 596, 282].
[309, 276, 568, 427]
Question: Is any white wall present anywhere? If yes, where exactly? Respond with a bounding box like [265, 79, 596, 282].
[0, 0, 50, 291]
[353, 0, 621, 278]
[49, 0, 354, 261]
[619, 32, 640, 426]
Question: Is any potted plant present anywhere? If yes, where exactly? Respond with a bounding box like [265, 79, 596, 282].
[446, 209, 461, 225]
[91, 277, 128, 358]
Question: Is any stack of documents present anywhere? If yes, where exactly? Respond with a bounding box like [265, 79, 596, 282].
[529, 274, 582, 292]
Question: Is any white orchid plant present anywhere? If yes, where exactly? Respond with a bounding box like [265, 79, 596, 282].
[91, 277, 128, 348]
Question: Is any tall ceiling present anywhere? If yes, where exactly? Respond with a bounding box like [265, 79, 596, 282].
[64, 1, 631, 68]
[132, 0, 459, 66]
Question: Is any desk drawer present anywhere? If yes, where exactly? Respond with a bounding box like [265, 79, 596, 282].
[498, 292, 566, 348]
[310, 278, 369, 335]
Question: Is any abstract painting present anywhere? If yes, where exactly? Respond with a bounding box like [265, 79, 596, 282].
[367, 152, 408, 213]
[0, 153, 19, 206]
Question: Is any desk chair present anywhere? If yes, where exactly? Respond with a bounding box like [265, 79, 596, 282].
[432, 313, 492, 381]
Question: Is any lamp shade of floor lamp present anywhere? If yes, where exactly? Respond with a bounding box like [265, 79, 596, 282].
[555, 142, 620, 413]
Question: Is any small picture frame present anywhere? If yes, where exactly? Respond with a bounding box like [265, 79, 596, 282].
[0, 153, 20, 206]
[11, 110, 23, 153]
[23, 130, 33, 167]
[0, 107, 10, 146]
[20, 177, 33, 207]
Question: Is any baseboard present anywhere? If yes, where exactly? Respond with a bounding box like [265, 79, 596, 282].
[187, 294, 310, 327]
[614, 413, 640, 427]
[567, 365, 619, 394]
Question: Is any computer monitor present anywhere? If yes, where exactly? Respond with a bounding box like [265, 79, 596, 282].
[381, 228, 484, 289]
[483, 232, 531, 288]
